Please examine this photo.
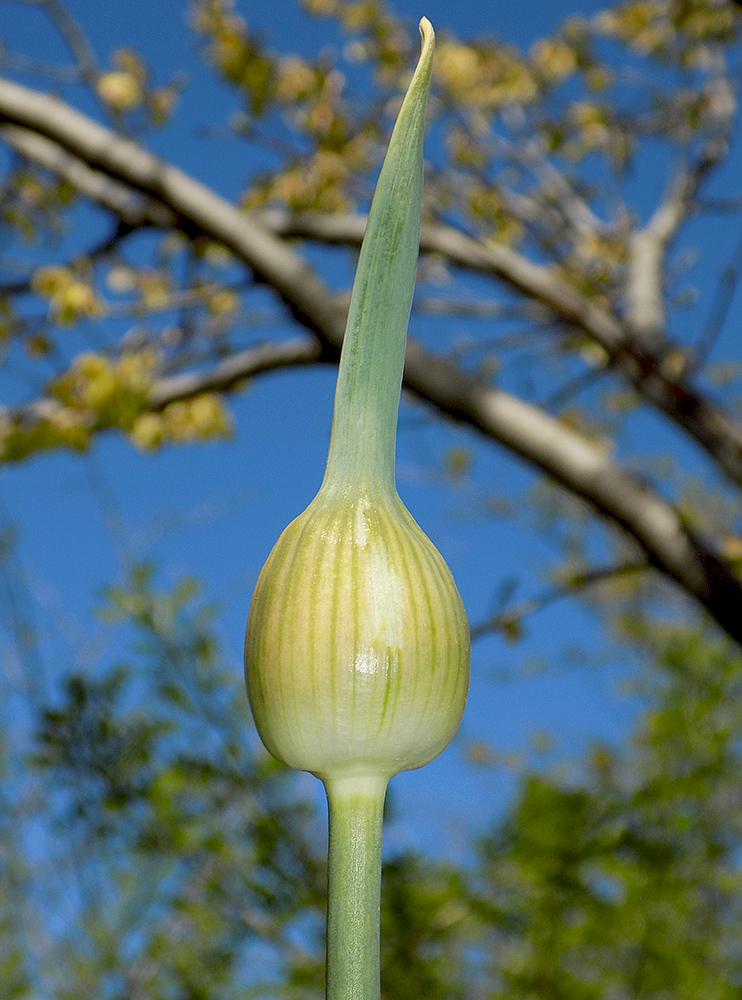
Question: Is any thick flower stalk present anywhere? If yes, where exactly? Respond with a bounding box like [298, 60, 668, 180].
[245, 18, 469, 1000]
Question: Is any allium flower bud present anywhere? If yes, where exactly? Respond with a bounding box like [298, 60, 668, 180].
[244, 17, 469, 785]
[246, 489, 469, 779]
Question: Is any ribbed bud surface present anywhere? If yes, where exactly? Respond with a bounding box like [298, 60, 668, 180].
[245, 490, 469, 780]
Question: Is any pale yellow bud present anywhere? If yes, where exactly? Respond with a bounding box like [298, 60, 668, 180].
[97, 71, 142, 112]
[246, 492, 469, 780]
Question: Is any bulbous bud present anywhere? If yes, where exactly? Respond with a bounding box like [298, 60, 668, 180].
[244, 18, 468, 785]
[245, 489, 470, 780]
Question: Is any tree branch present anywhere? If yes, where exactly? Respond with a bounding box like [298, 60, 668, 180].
[19, 333, 742, 640]
[8, 0, 101, 92]
[1, 76, 742, 641]
[470, 559, 650, 641]
[257, 207, 742, 489]
[626, 77, 736, 348]
[0, 124, 175, 229]
[5, 79, 742, 494]
[146, 337, 324, 408]
[487, 126, 610, 240]
[693, 218, 742, 373]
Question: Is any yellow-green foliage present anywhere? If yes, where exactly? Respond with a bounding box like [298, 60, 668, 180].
[0, 350, 231, 463]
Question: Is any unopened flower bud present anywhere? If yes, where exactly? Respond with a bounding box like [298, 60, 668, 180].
[246, 488, 469, 779]
[245, 18, 469, 784]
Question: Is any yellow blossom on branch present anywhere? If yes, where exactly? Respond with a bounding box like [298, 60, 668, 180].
[97, 71, 142, 111]
[531, 37, 577, 82]
[31, 266, 101, 324]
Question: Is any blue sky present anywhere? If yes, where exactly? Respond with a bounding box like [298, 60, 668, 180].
[0, 0, 717, 856]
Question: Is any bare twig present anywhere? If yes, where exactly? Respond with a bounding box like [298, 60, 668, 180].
[698, 195, 742, 212]
[0, 49, 83, 82]
[470, 559, 650, 640]
[466, 110, 610, 239]
[543, 364, 610, 413]
[692, 218, 742, 373]
[414, 296, 548, 321]
[147, 337, 324, 408]
[4, 0, 100, 89]
[103, 282, 257, 321]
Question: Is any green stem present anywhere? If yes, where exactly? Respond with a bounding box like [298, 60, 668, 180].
[321, 20, 434, 497]
[324, 773, 388, 1000]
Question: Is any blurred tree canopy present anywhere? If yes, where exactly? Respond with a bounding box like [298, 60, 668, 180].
[6, 568, 742, 996]
[3, 0, 742, 994]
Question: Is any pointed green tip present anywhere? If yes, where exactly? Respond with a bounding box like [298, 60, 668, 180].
[415, 17, 435, 91]
[419, 16, 434, 53]
[320, 11, 435, 496]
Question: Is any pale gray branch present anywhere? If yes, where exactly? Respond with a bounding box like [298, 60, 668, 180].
[488, 127, 608, 239]
[626, 76, 736, 347]
[257, 207, 742, 489]
[626, 229, 667, 349]
[0, 124, 175, 228]
[147, 338, 323, 408]
[254, 207, 636, 346]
